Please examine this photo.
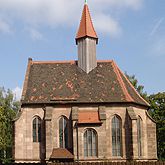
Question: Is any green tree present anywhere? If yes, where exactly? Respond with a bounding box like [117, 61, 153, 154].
[0, 87, 20, 163]
[148, 92, 165, 160]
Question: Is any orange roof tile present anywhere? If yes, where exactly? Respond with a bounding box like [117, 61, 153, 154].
[76, 4, 98, 42]
[50, 148, 74, 159]
[78, 111, 101, 124]
[112, 61, 134, 102]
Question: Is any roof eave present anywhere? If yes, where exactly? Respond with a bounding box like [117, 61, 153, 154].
[21, 100, 150, 108]
[75, 35, 98, 45]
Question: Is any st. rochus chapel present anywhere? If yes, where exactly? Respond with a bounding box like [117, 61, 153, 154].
[13, 2, 157, 163]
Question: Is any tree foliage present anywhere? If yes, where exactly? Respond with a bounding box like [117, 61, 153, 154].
[0, 87, 20, 163]
[148, 93, 165, 160]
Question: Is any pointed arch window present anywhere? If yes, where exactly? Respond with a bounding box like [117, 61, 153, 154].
[33, 116, 41, 142]
[84, 129, 97, 157]
[59, 116, 69, 148]
[137, 116, 142, 157]
[112, 115, 122, 156]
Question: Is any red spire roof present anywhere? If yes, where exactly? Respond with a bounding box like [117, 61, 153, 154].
[76, 4, 98, 43]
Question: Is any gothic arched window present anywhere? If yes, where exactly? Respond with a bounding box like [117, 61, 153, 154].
[112, 115, 122, 156]
[33, 116, 41, 142]
[59, 116, 69, 148]
[84, 129, 97, 157]
[137, 116, 142, 157]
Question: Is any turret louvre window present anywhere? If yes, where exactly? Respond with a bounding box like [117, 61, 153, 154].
[84, 129, 97, 157]
[112, 115, 122, 156]
[33, 117, 41, 142]
[137, 116, 142, 157]
[59, 116, 69, 148]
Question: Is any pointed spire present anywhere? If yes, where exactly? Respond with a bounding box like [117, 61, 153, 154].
[76, 3, 98, 44]
[76, 3, 98, 73]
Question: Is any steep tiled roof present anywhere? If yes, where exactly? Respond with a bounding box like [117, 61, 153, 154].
[21, 59, 149, 107]
[76, 4, 98, 43]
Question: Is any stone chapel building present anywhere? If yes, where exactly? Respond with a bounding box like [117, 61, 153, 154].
[13, 3, 157, 163]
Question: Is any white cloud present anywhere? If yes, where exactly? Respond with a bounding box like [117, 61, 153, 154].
[94, 14, 122, 37]
[26, 28, 43, 41]
[0, 19, 12, 34]
[12, 87, 22, 101]
[91, 0, 143, 10]
[0, 0, 80, 26]
[0, 0, 143, 37]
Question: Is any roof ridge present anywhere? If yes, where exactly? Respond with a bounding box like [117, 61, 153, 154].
[118, 68, 150, 107]
[112, 61, 134, 102]
[32, 60, 113, 64]
[84, 4, 97, 38]
[97, 60, 113, 63]
[32, 60, 76, 64]
[85, 4, 87, 36]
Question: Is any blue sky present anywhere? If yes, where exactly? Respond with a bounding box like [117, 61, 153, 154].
[0, 0, 165, 100]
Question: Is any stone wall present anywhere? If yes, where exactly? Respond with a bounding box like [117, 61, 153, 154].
[14, 104, 157, 162]
[14, 107, 45, 162]
[146, 112, 157, 159]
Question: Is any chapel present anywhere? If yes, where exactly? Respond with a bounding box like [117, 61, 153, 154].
[13, 2, 157, 163]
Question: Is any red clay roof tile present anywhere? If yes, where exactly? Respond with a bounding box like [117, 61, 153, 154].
[76, 4, 98, 42]
[50, 148, 74, 159]
[78, 111, 101, 124]
[112, 61, 134, 102]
